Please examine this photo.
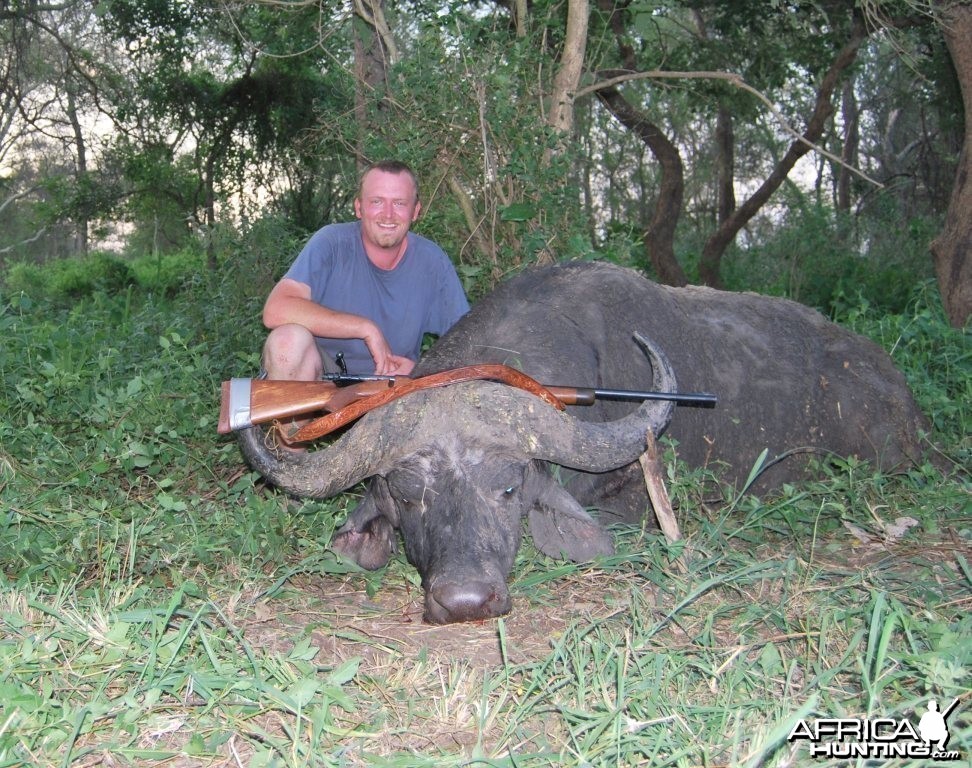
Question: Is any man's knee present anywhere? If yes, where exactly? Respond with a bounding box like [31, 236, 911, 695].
[262, 324, 321, 379]
[265, 323, 315, 354]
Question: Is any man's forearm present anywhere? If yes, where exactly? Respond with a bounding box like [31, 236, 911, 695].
[265, 297, 372, 340]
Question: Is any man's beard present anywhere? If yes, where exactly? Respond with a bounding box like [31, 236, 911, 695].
[371, 222, 406, 248]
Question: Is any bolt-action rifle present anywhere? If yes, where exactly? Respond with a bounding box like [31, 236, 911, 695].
[217, 364, 716, 443]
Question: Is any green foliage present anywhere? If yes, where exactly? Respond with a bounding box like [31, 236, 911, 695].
[127, 247, 207, 294]
[5, 252, 136, 299]
[0, 275, 276, 590]
[92, 0, 350, 256]
[3, 0, 962, 315]
[344, 18, 594, 285]
[721, 199, 937, 315]
[98, 0, 215, 62]
[217, 214, 306, 295]
[110, 140, 198, 254]
[2, 249, 215, 301]
[0, 578, 363, 766]
[836, 283, 971, 461]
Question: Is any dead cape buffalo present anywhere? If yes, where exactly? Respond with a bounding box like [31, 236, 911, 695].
[239, 261, 929, 624]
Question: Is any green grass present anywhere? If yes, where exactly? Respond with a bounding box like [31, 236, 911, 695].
[0, 269, 969, 767]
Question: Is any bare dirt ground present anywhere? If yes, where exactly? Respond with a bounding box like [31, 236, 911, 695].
[236, 524, 971, 676]
[240, 567, 640, 672]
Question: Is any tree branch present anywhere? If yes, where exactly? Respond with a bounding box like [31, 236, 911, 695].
[352, 0, 399, 65]
[595, 84, 688, 286]
[583, 68, 883, 188]
[698, 17, 870, 285]
[0, 184, 42, 218]
[0, 225, 49, 255]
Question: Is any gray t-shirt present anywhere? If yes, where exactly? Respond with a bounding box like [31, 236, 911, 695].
[284, 221, 470, 374]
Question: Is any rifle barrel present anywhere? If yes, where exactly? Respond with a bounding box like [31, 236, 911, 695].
[323, 374, 716, 407]
[544, 385, 716, 408]
[592, 387, 717, 407]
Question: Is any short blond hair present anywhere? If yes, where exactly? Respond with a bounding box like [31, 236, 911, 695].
[358, 161, 420, 202]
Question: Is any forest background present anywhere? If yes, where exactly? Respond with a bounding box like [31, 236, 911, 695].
[1, 1, 971, 766]
[1, 0, 971, 324]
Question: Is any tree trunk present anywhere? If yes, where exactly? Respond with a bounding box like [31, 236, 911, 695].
[930, 3, 972, 328]
[352, 0, 395, 166]
[695, 9, 736, 226]
[594, 0, 685, 285]
[442, 166, 496, 266]
[837, 76, 859, 213]
[512, 0, 527, 38]
[715, 105, 736, 224]
[596, 83, 688, 286]
[547, 0, 588, 143]
[204, 153, 218, 271]
[698, 19, 867, 287]
[66, 83, 89, 257]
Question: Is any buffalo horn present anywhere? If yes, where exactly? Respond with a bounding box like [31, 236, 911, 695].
[236, 410, 394, 499]
[494, 331, 677, 470]
[236, 332, 676, 498]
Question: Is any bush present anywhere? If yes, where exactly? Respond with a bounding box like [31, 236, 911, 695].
[721, 201, 936, 315]
[130, 247, 207, 295]
[4, 252, 138, 299]
[3, 248, 214, 301]
[836, 282, 970, 459]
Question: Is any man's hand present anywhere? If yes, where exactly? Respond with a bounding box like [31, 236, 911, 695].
[363, 326, 415, 375]
[383, 354, 415, 375]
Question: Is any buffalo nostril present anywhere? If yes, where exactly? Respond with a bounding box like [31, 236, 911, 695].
[425, 580, 512, 624]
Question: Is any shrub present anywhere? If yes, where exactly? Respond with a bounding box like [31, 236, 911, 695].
[836, 282, 970, 458]
[130, 247, 207, 294]
[3, 261, 46, 296]
[3, 252, 136, 300]
[3, 247, 212, 302]
[721, 201, 936, 315]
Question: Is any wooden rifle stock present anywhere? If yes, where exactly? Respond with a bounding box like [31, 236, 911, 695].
[217, 377, 397, 434]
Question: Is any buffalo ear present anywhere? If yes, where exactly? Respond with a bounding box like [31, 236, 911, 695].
[330, 477, 398, 570]
[527, 475, 615, 562]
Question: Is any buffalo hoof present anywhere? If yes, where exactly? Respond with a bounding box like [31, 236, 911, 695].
[424, 580, 512, 624]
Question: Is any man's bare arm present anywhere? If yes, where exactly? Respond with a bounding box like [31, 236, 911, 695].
[263, 278, 413, 374]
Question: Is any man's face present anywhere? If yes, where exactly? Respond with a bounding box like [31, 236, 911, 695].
[354, 169, 422, 252]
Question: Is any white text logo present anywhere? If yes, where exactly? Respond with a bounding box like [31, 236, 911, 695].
[788, 699, 961, 761]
